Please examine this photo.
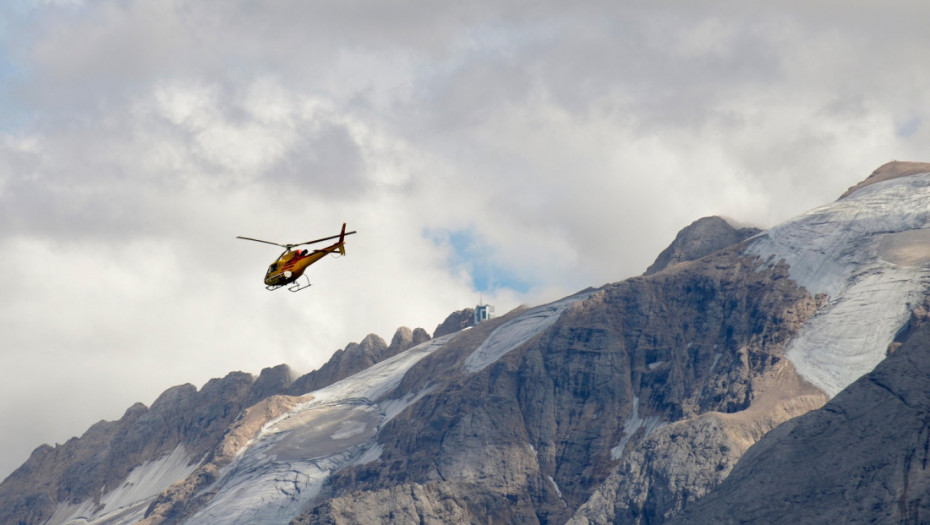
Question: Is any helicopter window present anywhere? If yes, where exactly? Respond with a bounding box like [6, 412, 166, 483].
[268, 263, 277, 273]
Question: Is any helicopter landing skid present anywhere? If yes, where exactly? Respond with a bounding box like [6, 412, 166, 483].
[287, 275, 312, 292]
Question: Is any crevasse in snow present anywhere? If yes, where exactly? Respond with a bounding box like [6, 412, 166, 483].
[745, 172, 930, 396]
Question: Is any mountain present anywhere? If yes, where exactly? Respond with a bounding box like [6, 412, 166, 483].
[643, 215, 761, 275]
[667, 310, 930, 524]
[0, 329, 428, 525]
[2, 161, 930, 524]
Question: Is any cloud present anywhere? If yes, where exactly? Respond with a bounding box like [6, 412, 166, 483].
[2, 0, 930, 480]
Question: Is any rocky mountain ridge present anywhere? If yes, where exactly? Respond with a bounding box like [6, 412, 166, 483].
[643, 215, 761, 276]
[0, 327, 432, 525]
[3, 161, 930, 524]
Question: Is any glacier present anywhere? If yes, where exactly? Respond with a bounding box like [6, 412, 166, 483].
[47, 445, 198, 525]
[745, 172, 930, 396]
[185, 335, 453, 525]
[188, 292, 594, 524]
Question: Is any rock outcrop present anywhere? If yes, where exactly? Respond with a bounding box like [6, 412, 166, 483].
[838, 160, 930, 199]
[288, 327, 430, 395]
[669, 318, 930, 525]
[569, 359, 826, 524]
[138, 394, 304, 525]
[644, 216, 760, 275]
[432, 308, 476, 338]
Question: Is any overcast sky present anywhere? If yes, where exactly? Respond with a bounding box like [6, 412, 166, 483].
[0, 0, 927, 480]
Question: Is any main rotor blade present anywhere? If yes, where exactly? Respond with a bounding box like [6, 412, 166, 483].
[293, 230, 357, 247]
[236, 236, 287, 248]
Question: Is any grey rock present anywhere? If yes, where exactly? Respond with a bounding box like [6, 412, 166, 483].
[249, 363, 295, 404]
[0, 324, 433, 525]
[289, 327, 430, 395]
[570, 359, 827, 524]
[644, 216, 760, 275]
[0, 371, 257, 525]
[433, 308, 476, 338]
[668, 315, 930, 525]
[838, 160, 930, 200]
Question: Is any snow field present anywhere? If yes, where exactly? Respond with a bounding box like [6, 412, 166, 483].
[464, 290, 595, 373]
[47, 445, 198, 525]
[746, 173, 930, 396]
[186, 335, 454, 525]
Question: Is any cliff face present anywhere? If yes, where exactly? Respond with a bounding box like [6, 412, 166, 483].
[669, 318, 930, 525]
[432, 308, 476, 338]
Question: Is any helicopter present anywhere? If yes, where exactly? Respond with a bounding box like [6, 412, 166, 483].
[237, 223, 357, 292]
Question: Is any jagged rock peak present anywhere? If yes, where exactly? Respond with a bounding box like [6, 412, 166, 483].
[250, 364, 295, 404]
[288, 327, 430, 396]
[838, 160, 930, 199]
[644, 216, 761, 275]
[390, 326, 431, 352]
[433, 308, 475, 338]
[357, 333, 388, 352]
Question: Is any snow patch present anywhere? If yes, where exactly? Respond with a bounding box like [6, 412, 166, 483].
[302, 335, 451, 406]
[548, 475, 566, 507]
[331, 420, 368, 440]
[745, 173, 930, 396]
[611, 398, 666, 460]
[47, 444, 198, 525]
[353, 443, 384, 466]
[464, 291, 594, 373]
[380, 385, 436, 423]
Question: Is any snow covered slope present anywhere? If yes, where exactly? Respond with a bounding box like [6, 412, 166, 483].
[185, 292, 593, 525]
[184, 336, 450, 525]
[745, 172, 930, 396]
[464, 291, 594, 373]
[47, 445, 197, 525]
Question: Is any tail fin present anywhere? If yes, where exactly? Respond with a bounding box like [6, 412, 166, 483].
[337, 223, 347, 255]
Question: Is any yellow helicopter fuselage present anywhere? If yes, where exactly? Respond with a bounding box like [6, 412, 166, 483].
[238, 222, 355, 292]
[264, 242, 345, 287]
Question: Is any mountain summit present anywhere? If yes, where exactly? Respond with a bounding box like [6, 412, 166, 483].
[3, 162, 930, 524]
[643, 215, 760, 275]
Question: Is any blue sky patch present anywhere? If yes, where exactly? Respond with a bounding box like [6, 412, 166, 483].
[428, 227, 533, 294]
